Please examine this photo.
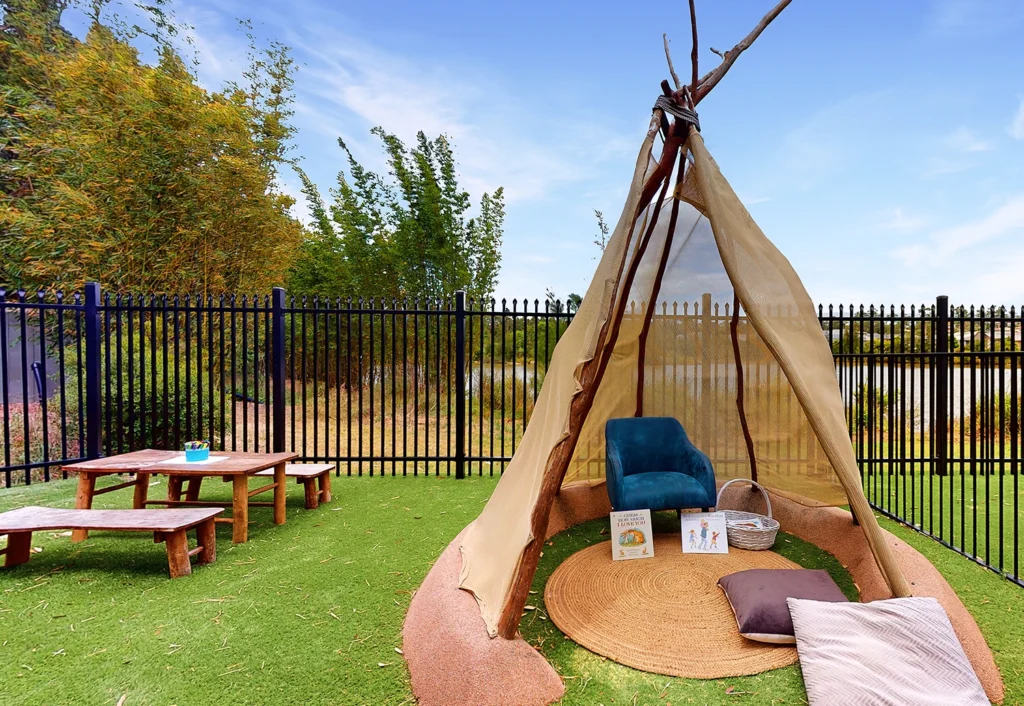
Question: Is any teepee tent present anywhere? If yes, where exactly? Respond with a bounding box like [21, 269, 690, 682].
[459, 3, 913, 640]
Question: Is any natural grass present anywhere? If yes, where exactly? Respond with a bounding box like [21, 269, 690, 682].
[0, 475, 1019, 705]
[205, 375, 536, 475]
[4, 387, 529, 485]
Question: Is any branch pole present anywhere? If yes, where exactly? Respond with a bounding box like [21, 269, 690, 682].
[688, 0, 699, 96]
[693, 0, 792, 105]
[663, 33, 682, 91]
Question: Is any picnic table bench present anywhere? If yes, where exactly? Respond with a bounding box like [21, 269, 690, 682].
[0, 506, 222, 578]
[173, 463, 333, 516]
[64, 450, 298, 544]
[255, 464, 333, 509]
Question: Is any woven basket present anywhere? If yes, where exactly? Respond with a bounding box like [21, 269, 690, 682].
[715, 479, 779, 551]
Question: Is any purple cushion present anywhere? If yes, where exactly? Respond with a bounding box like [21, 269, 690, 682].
[717, 569, 848, 644]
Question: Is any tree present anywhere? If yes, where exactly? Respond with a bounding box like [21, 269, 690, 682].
[286, 128, 501, 299]
[546, 289, 583, 314]
[545, 287, 563, 314]
[593, 209, 609, 255]
[289, 128, 504, 301]
[0, 1, 303, 294]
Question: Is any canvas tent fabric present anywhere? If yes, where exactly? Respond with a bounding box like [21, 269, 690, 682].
[459, 110, 912, 639]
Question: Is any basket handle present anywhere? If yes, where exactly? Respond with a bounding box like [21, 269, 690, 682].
[716, 478, 773, 520]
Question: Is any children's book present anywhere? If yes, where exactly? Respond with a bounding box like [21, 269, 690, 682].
[610, 509, 654, 560]
[680, 511, 729, 554]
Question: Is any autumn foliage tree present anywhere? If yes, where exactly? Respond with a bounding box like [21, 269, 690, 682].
[0, 0, 303, 294]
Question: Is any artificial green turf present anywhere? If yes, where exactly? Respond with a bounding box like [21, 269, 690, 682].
[519, 512, 856, 706]
[0, 474, 494, 706]
[0, 476, 1018, 705]
[863, 469, 1023, 578]
[878, 516, 1023, 704]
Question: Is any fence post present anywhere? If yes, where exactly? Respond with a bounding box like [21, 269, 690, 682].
[935, 295, 949, 477]
[699, 292, 712, 444]
[455, 290, 466, 479]
[271, 287, 286, 454]
[84, 282, 101, 460]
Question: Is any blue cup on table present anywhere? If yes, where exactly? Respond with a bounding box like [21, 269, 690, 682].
[184, 441, 210, 462]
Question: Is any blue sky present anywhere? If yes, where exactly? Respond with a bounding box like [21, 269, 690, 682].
[71, 0, 1024, 306]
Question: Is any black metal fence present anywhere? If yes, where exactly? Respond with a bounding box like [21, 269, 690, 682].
[1, 285, 1021, 587]
[0, 285, 573, 484]
[827, 296, 1022, 587]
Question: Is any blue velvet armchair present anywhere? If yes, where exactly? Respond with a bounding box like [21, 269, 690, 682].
[604, 417, 716, 513]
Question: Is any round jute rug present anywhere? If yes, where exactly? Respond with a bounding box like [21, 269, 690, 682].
[544, 534, 801, 679]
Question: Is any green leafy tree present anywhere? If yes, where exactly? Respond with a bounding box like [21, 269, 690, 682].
[593, 209, 609, 254]
[0, 1, 303, 294]
[289, 128, 504, 301]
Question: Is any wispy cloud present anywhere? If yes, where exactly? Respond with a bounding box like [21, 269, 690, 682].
[893, 195, 1024, 266]
[925, 0, 1024, 37]
[1009, 99, 1024, 140]
[280, 22, 629, 206]
[921, 158, 972, 179]
[521, 254, 554, 264]
[964, 249, 1024, 302]
[776, 90, 891, 190]
[880, 208, 928, 232]
[942, 127, 992, 153]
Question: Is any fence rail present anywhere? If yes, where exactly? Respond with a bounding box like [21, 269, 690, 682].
[0, 285, 573, 484]
[1, 285, 1021, 588]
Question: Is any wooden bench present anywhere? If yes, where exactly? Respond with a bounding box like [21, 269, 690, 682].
[256, 463, 333, 509]
[0, 506, 222, 578]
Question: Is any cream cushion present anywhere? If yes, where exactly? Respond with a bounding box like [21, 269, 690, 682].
[787, 597, 988, 706]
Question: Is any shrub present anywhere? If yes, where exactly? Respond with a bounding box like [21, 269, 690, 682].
[63, 328, 224, 452]
[1, 401, 82, 484]
[476, 369, 538, 420]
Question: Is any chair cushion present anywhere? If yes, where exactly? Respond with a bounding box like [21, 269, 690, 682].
[717, 569, 848, 644]
[618, 471, 712, 512]
[787, 597, 989, 706]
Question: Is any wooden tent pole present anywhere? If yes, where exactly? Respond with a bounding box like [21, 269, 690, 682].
[635, 157, 687, 417]
[730, 293, 759, 482]
[693, 0, 792, 105]
[495, 131, 685, 638]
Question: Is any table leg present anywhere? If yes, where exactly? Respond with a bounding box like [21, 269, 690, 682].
[133, 473, 151, 509]
[164, 530, 192, 578]
[303, 478, 319, 510]
[196, 519, 216, 565]
[185, 477, 203, 502]
[232, 475, 249, 543]
[319, 471, 332, 504]
[273, 462, 286, 525]
[72, 472, 97, 542]
[3, 531, 32, 567]
[167, 476, 183, 502]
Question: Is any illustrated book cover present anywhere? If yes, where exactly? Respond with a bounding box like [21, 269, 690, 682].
[610, 509, 654, 560]
[681, 511, 729, 554]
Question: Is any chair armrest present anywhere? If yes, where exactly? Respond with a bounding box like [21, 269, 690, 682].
[678, 443, 717, 506]
[604, 445, 628, 511]
[691, 451, 717, 507]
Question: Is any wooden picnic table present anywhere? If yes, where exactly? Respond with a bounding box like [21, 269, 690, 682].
[0, 506, 222, 578]
[62, 450, 298, 544]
